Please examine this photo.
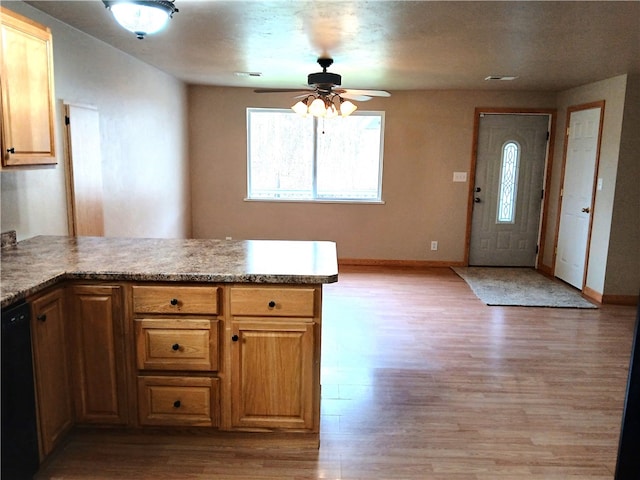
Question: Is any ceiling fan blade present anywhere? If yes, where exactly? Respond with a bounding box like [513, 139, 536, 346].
[342, 89, 391, 98]
[340, 93, 373, 101]
[254, 88, 313, 94]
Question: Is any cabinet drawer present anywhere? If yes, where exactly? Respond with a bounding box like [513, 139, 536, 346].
[133, 286, 219, 315]
[135, 319, 218, 371]
[138, 376, 218, 427]
[230, 287, 316, 317]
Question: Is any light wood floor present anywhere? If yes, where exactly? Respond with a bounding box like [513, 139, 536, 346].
[36, 267, 637, 479]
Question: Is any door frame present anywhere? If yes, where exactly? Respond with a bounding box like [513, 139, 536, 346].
[62, 101, 105, 237]
[464, 107, 557, 267]
[552, 100, 605, 290]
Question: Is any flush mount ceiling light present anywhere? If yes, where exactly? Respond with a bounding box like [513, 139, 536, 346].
[103, 0, 179, 39]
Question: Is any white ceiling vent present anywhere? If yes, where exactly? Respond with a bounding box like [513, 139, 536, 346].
[234, 71, 262, 77]
[485, 75, 518, 81]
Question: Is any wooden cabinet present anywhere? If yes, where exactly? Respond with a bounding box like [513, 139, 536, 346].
[27, 280, 322, 447]
[132, 285, 221, 427]
[68, 285, 128, 425]
[30, 288, 73, 458]
[228, 286, 320, 431]
[0, 7, 56, 166]
[133, 285, 219, 315]
[135, 318, 219, 371]
[138, 376, 219, 427]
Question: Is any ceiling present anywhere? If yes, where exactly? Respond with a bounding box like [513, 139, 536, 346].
[22, 0, 640, 92]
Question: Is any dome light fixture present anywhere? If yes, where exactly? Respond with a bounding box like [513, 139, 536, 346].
[292, 93, 358, 119]
[103, 0, 179, 39]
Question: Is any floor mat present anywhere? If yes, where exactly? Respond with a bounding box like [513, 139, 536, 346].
[451, 267, 597, 308]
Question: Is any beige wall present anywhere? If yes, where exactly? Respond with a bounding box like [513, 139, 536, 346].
[605, 74, 640, 297]
[189, 86, 556, 262]
[2, 3, 634, 298]
[0, 2, 190, 241]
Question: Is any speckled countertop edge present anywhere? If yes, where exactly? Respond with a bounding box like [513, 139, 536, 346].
[1, 236, 339, 308]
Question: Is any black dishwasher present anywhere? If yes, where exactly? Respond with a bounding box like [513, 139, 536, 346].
[2, 301, 40, 479]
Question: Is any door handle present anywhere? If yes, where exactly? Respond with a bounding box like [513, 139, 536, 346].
[581, 207, 590, 213]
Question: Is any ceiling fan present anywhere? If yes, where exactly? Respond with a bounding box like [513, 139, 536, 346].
[254, 58, 390, 118]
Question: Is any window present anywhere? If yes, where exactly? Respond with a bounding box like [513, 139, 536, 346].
[247, 108, 384, 202]
[496, 141, 520, 223]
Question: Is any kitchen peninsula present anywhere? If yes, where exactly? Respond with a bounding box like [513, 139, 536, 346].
[1, 235, 338, 461]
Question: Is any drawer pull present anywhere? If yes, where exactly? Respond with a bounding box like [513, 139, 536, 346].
[173, 400, 181, 408]
[37, 314, 47, 322]
[172, 343, 180, 351]
[231, 334, 239, 342]
[268, 300, 276, 308]
[170, 298, 179, 306]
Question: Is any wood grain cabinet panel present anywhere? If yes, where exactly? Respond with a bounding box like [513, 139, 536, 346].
[133, 284, 222, 428]
[30, 288, 73, 458]
[138, 376, 218, 427]
[133, 286, 220, 315]
[228, 284, 321, 432]
[0, 7, 56, 166]
[230, 320, 315, 430]
[135, 318, 219, 371]
[230, 286, 316, 317]
[68, 285, 128, 425]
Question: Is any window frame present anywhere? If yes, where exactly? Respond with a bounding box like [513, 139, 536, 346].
[496, 140, 521, 224]
[246, 108, 385, 204]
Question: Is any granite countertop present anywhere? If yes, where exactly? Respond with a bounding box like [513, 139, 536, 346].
[0, 236, 339, 308]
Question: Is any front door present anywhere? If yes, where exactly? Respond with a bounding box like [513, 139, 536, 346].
[469, 114, 549, 266]
[555, 104, 603, 289]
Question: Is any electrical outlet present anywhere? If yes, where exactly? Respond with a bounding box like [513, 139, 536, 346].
[430, 241, 438, 251]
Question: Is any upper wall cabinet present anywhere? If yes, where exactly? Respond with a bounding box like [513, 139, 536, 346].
[0, 7, 56, 167]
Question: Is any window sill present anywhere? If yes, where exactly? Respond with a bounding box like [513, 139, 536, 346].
[244, 198, 385, 205]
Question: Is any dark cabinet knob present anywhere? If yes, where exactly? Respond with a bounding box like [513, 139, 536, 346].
[172, 343, 180, 351]
[268, 300, 276, 308]
[7, 147, 15, 154]
[231, 334, 239, 342]
[37, 314, 47, 322]
[170, 298, 178, 306]
[475, 186, 482, 193]
[474, 197, 481, 203]
[173, 400, 181, 408]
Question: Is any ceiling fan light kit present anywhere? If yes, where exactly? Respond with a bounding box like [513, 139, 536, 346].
[255, 57, 390, 119]
[292, 93, 358, 118]
[103, 0, 179, 39]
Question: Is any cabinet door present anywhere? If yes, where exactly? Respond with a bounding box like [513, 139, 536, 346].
[0, 7, 56, 166]
[31, 288, 73, 457]
[230, 320, 316, 430]
[69, 285, 128, 425]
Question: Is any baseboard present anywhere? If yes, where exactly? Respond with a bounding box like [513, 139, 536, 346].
[602, 294, 639, 306]
[338, 258, 466, 268]
[583, 286, 638, 306]
[583, 286, 603, 304]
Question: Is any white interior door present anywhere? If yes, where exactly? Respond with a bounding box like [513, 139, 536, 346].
[469, 114, 549, 266]
[64, 103, 104, 236]
[555, 106, 603, 289]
